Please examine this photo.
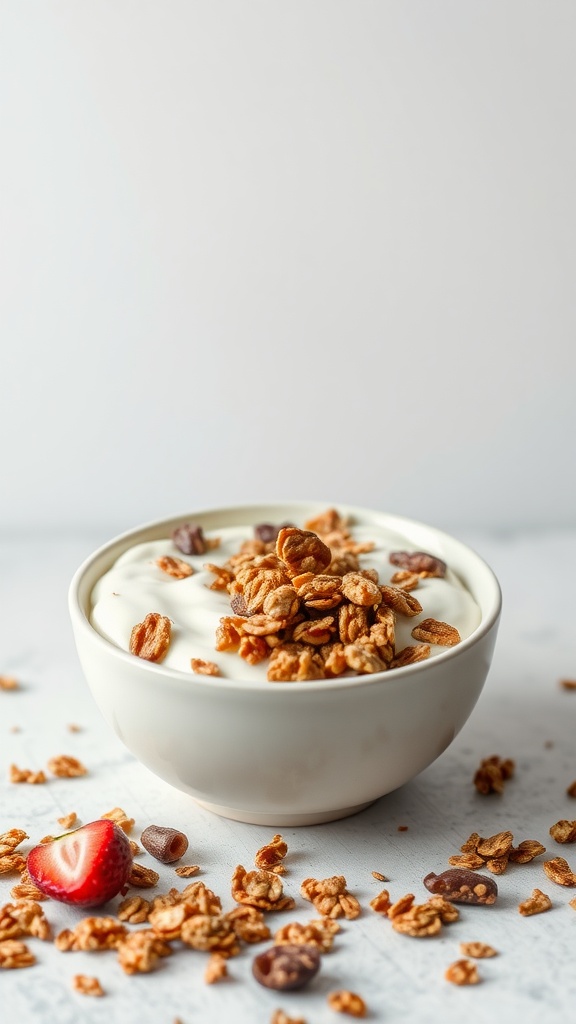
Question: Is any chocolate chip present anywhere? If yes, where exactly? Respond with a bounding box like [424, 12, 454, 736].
[254, 522, 293, 544]
[252, 944, 321, 991]
[172, 523, 207, 555]
[423, 868, 498, 905]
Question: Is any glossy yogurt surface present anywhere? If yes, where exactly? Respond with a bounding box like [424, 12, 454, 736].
[90, 517, 482, 682]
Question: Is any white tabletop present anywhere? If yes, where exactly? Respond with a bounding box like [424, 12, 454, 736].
[2, 529, 575, 1024]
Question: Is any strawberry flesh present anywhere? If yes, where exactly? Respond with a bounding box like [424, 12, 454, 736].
[27, 819, 133, 907]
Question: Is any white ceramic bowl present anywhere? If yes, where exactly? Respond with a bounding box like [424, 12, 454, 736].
[69, 502, 501, 827]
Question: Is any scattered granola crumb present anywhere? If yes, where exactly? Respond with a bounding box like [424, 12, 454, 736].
[518, 888, 552, 915]
[204, 952, 228, 983]
[397, 825, 408, 832]
[9, 765, 46, 784]
[57, 813, 78, 830]
[543, 857, 576, 887]
[445, 959, 480, 985]
[567, 781, 576, 798]
[67, 723, 82, 732]
[100, 807, 135, 834]
[72, 974, 105, 996]
[0, 676, 19, 691]
[327, 990, 367, 1017]
[300, 875, 360, 920]
[0, 939, 36, 969]
[47, 755, 87, 778]
[270, 1012, 307, 1024]
[190, 658, 220, 676]
[550, 820, 576, 844]
[372, 871, 389, 882]
[175, 865, 200, 878]
[459, 941, 498, 958]
[473, 755, 515, 795]
[255, 834, 288, 875]
[560, 679, 576, 690]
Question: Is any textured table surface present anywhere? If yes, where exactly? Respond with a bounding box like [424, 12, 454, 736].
[1, 530, 575, 1024]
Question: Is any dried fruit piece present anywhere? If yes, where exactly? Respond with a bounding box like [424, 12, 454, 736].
[172, 523, 208, 555]
[27, 820, 133, 907]
[389, 550, 447, 577]
[252, 943, 321, 991]
[423, 868, 498, 905]
[129, 612, 171, 663]
[140, 825, 189, 864]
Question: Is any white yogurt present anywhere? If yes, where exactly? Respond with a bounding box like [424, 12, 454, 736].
[90, 521, 481, 681]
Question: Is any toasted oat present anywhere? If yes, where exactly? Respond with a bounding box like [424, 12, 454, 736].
[380, 586, 422, 617]
[129, 612, 171, 662]
[57, 812, 78, 830]
[300, 875, 360, 920]
[156, 554, 194, 579]
[117, 929, 172, 974]
[543, 857, 576, 887]
[0, 939, 35, 969]
[100, 807, 135, 834]
[508, 840, 547, 864]
[225, 905, 271, 944]
[0, 854, 26, 876]
[473, 755, 515, 795]
[190, 658, 220, 676]
[181, 914, 239, 957]
[9, 764, 46, 784]
[231, 865, 295, 912]
[445, 959, 480, 985]
[64, 916, 128, 951]
[460, 941, 498, 958]
[117, 896, 152, 924]
[72, 974, 105, 996]
[10, 872, 47, 902]
[0, 901, 51, 941]
[255, 834, 288, 875]
[390, 644, 431, 668]
[371, 871, 389, 882]
[389, 570, 421, 591]
[390, 902, 442, 937]
[327, 989, 367, 1017]
[411, 617, 460, 646]
[550, 820, 576, 843]
[0, 830, 28, 856]
[204, 952, 228, 983]
[518, 888, 552, 915]
[175, 864, 200, 878]
[47, 754, 87, 778]
[128, 863, 160, 889]
[0, 675, 19, 690]
[274, 917, 339, 953]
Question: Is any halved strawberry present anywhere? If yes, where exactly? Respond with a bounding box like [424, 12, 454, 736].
[27, 819, 133, 907]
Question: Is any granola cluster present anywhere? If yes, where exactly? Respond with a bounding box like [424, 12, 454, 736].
[208, 509, 459, 682]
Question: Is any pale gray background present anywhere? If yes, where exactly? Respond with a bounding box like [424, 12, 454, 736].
[1, 1, 574, 536]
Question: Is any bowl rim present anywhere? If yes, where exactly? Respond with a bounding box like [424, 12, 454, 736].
[68, 500, 502, 696]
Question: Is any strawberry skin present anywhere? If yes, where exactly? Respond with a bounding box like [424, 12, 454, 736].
[27, 819, 133, 907]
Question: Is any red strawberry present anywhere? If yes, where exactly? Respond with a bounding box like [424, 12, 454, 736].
[27, 819, 133, 907]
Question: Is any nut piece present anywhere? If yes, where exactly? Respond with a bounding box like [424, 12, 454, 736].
[518, 888, 552, 916]
[129, 612, 171, 663]
[445, 959, 480, 985]
[141, 825, 189, 864]
[423, 868, 498, 905]
[326, 990, 367, 1017]
[252, 944, 321, 991]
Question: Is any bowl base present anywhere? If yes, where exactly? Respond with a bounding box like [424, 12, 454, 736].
[193, 796, 377, 827]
